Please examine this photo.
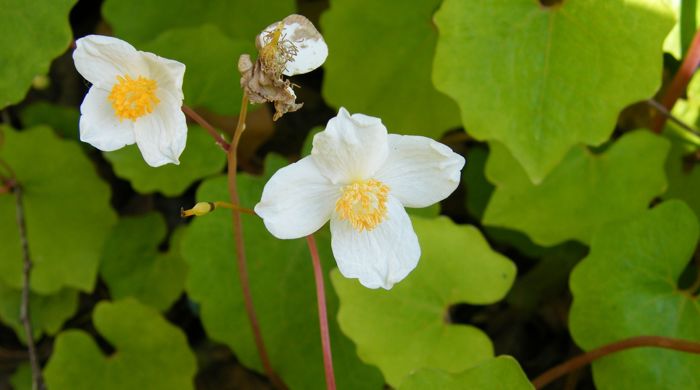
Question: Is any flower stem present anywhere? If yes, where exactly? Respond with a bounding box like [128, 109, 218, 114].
[13, 183, 46, 390]
[651, 28, 700, 133]
[181, 105, 231, 151]
[227, 93, 286, 389]
[306, 234, 337, 390]
[531, 336, 700, 389]
[646, 99, 700, 137]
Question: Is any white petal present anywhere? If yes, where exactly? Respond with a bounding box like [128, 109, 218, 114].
[312, 107, 389, 184]
[133, 90, 187, 167]
[79, 87, 135, 151]
[375, 135, 466, 208]
[257, 14, 328, 76]
[255, 156, 339, 239]
[73, 35, 149, 90]
[142, 52, 186, 100]
[330, 196, 420, 289]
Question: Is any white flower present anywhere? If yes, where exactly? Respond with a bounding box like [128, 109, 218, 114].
[256, 14, 328, 77]
[73, 35, 187, 167]
[255, 108, 466, 289]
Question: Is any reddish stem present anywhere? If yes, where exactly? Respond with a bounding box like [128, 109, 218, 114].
[306, 235, 337, 390]
[227, 94, 286, 389]
[532, 336, 700, 389]
[14, 184, 45, 390]
[652, 29, 700, 133]
[182, 105, 230, 151]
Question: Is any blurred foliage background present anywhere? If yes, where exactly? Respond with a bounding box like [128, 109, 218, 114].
[1, 0, 699, 389]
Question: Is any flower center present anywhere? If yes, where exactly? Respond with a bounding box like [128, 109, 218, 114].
[259, 22, 298, 76]
[108, 75, 160, 121]
[335, 179, 390, 232]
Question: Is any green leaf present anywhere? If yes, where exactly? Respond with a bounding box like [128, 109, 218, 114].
[661, 126, 700, 223]
[181, 155, 383, 389]
[0, 126, 116, 294]
[569, 200, 700, 390]
[0, 0, 76, 108]
[399, 356, 534, 390]
[0, 280, 78, 343]
[433, 0, 674, 182]
[331, 216, 516, 386]
[142, 25, 250, 116]
[104, 125, 226, 196]
[483, 131, 670, 246]
[19, 102, 79, 141]
[43, 299, 197, 390]
[100, 213, 188, 311]
[9, 364, 31, 390]
[102, 0, 294, 47]
[321, 0, 461, 138]
[663, 0, 698, 58]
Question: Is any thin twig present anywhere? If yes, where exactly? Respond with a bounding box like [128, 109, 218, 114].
[182, 105, 231, 152]
[306, 235, 337, 390]
[652, 29, 700, 133]
[14, 184, 45, 390]
[646, 99, 700, 136]
[532, 336, 700, 389]
[227, 93, 285, 389]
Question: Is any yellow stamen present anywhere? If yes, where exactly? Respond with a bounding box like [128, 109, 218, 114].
[259, 22, 298, 76]
[335, 179, 390, 232]
[108, 75, 160, 121]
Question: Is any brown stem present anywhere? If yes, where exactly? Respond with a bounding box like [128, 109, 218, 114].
[182, 105, 230, 152]
[646, 99, 700, 136]
[227, 93, 286, 389]
[13, 184, 45, 390]
[532, 336, 700, 389]
[305, 235, 336, 390]
[652, 29, 700, 133]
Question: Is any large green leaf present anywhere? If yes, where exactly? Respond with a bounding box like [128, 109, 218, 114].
[433, 0, 674, 182]
[0, 0, 76, 108]
[569, 200, 700, 390]
[0, 126, 116, 294]
[104, 125, 226, 196]
[142, 25, 250, 116]
[102, 0, 294, 46]
[483, 131, 669, 246]
[0, 280, 78, 343]
[332, 216, 516, 387]
[19, 102, 79, 141]
[43, 299, 197, 390]
[662, 125, 700, 222]
[181, 156, 383, 390]
[321, 0, 461, 138]
[399, 356, 534, 390]
[100, 213, 188, 311]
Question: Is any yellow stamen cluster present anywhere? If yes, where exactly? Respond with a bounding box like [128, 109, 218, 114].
[335, 179, 390, 232]
[108, 75, 160, 121]
[259, 22, 298, 76]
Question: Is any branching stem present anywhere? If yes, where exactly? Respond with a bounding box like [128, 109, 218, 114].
[227, 93, 286, 389]
[652, 29, 700, 133]
[182, 105, 231, 151]
[532, 336, 700, 389]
